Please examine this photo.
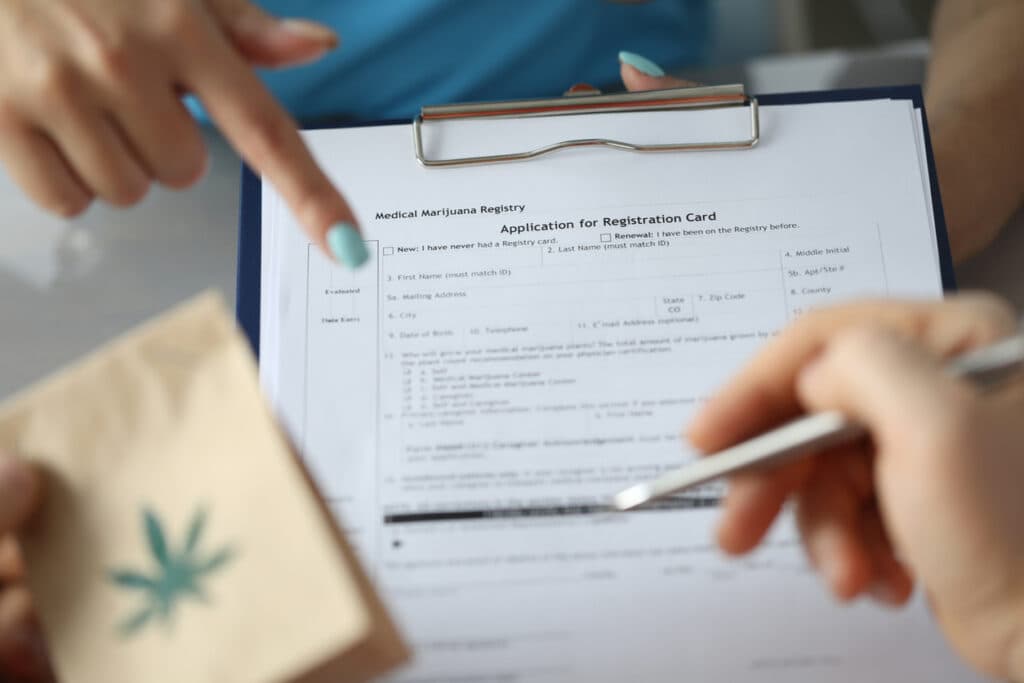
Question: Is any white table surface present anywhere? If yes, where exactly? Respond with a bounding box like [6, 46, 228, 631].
[2, 47, 1021, 398]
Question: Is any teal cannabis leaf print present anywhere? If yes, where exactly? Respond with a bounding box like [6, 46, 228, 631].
[108, 507, 235, 637]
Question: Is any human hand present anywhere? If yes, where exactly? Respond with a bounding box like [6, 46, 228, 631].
[0, 453, 49, 683]
[686, 294, 1024, 680]
[617, 51, 696, 92]
[0, 0, 367, 267]
[562, 53, 697, 102]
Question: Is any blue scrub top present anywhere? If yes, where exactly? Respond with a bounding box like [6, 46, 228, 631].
[246, 1, 710, 122]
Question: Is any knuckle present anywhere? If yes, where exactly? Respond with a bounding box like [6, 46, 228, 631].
[149, 1, 200, 40]
[30, 59, 77, 104]
[90, 39, 135, 85]
[65, 12, 137, 85]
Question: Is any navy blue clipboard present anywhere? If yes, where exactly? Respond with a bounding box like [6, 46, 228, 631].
[236, 85, 956, 356]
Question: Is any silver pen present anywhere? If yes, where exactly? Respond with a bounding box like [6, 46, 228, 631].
[613, 329, 1024, 512]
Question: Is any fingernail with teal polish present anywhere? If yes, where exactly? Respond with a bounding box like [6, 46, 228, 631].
[618, 51, 665, 77]
[327, 222, 368, 268]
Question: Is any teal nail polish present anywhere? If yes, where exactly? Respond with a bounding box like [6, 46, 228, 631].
[326, 222, 368, 268]
[618, 50, 665, 78]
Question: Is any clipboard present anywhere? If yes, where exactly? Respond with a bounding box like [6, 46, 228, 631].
[236, 84, 956, 355]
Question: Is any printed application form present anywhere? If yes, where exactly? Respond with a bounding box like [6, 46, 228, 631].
[256, 99, 985, 681]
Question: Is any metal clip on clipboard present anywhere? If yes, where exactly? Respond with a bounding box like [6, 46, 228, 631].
[412, 84, 760, 168]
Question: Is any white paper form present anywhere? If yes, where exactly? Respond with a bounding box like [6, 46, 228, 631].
[258, 99, 985, 682]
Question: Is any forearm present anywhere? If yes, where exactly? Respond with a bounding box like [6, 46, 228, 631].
[925, 0, 1024, 261]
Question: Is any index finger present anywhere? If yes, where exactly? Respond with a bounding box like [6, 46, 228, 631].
[687, 294, 1015, 454]
[180, 18, 367, 268]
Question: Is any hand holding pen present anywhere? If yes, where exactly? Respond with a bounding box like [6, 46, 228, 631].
[645, 294, 1024, 681]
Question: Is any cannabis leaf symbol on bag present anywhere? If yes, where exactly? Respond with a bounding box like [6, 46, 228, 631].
[108, 507, 236, 637]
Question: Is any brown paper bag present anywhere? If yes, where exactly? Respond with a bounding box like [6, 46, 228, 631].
[0, 292, 408, 683]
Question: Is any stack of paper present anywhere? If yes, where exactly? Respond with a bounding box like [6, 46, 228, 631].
[254, 93, 982, 682]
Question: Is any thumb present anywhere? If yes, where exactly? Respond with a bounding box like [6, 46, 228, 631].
[618, 51, 698, 92]
[207, 0, 339, 69]
[0, 455, 39, 534]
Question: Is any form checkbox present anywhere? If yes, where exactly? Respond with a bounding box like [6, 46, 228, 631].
[383, 246, 395, 256]
[600, 233, 611, 243]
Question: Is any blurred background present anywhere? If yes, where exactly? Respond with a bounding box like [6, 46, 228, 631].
[717, 0, 938, 57]
[703, 0, 936, 89]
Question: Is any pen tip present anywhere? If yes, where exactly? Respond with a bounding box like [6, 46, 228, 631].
[612, 484, 651, 511]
